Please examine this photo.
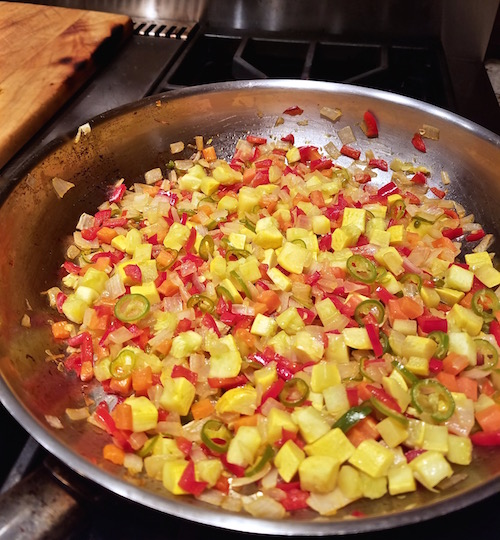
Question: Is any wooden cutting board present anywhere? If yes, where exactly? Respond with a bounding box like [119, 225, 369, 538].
[0, 2, 132, 169]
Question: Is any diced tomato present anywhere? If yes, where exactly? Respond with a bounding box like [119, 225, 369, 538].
[411, 171, 427, 184]
[362, 110, 379, 138]
[283, 105, 303, 116]
[411, 132, 426, 152]
[178, 460, 207, 496]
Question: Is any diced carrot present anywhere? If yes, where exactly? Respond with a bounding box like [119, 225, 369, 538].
[109, 376, 132, 396]
[80, 360, 94, 382]
[157, 278, 179, 297]
[387, 299, 409, 325]
[243, 167, 257, 184]
[275, 212, 292, 231]
[141, 185, 160, 197]
[51, 320, 73, 340]
[233, 328, 257, 356]
[405, 232, 421, 249]
[156, 250, 178, 270]
[346, 416, 380, 447]
[191, 398, 215, 420]
[480, 378, 496, 397]
[256, 289, 281, 314]
[356, 381, 373, 402]
[214, 474, 230, 494]
[112, 402, 133, 431]
[459, 292, 473, 309]
[132, 365, 153, 393]
[81, 256, 111, 275]
[231, 414, 260, 432]
[309, 190, 326, 208]
[252, 302, 268, 315]
[154, 338, 172, 356]
[398, 296, 424, 319]
[442, 352, 470, 375]
[202, 146, 217, 162]
[436, 371, 459, 392]
[103, 443, 125, 465]
[456, 376, 478, 401]
[97, 227, 118, 244]
[293, 193, 309, 204]
[431, 236, 456, 250]
[475, 403, 500, 432]
[88, 310, 110, 331]
[95, 344, 110, 361]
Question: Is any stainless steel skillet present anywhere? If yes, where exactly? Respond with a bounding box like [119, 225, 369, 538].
[0, 80, 499, 535]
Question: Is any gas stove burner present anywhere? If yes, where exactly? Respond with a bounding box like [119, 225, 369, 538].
[156, 33, 453, 110]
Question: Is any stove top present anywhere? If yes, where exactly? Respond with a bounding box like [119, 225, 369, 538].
[1, 18, 500, 540]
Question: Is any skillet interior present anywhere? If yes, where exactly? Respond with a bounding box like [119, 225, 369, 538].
[0, 80, 499, 535]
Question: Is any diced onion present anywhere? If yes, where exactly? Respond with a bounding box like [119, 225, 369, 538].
[419, 124, 440, 140]
[104, 274, 126, 300]
[242, 494, 286, 519]
[320, 106, 342, 122]
[45, 415, 64, 429]
[197, 489, 224, 506]
[441, 170, 451, 185]
[473, 233, 494, 253]
[65, 407, 90, 421]
[307, 488, 355, 516]
[52, 177, 75, 199]
[76, 213, 95, 231]
[124, 453, 143, 474]
[337, 125, 356, 145]
[108, 326, 136, 344]
[170, 141, 185, 154]
[74, 122, 91, 143]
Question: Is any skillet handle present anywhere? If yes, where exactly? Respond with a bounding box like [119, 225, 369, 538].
[0, 465, 86, 540]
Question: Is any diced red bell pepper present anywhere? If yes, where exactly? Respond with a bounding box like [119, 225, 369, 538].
[220, 453, 246, 477]
[171, 364, 198, 386]
[405, 448, 426, 462]
[411, 132, 426, 152]
[109, 184, 126, 203]
[368, 158, 388, 171]
[377, 181, 399, 197]
[258, 379, 285, 410]
[470, 431, 500, 446]
[247, 135, 267, 145]
[417, 315, 447, 333]
[176, 436, 193, 456]
[489, 320, 500, 347]
[310, 158, 333, 171]
[207, 375, 248, 389]
[201, 313, 221, 337]
[367, 385, 401, 412]
[124, 264, 142, 284]
[296, 307, 316, 324]
[374, 286, 397, 304]
[184, 226, 197, 252]
[283, 105, 303, 116]
[411, 171, 427, 184]
[279, 487, 310, 511]
[365, 323, 384, 358]
[466, 229, 486, 242]
[442, 227, 463, 240]
[102, 217, 128, 228]
[430, 187, 446, 199]
[340, 145, 361, 160]
[178, 460, 208, 496]
[281, 133, 295, 144]
[81, 227, 100, 241]
[318, 234, 332, 252]
[346, 386, 359, 407]
[299, 146, 321, 163]
[429, 358, 444, 374]
[363, 110, 379, 138]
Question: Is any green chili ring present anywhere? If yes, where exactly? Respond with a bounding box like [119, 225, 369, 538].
[333, 404, 373, 433]
[279, 378, 310, 408]
[474, 339, 499, 370]
[354, 299, 385, 326]
[399, 273, 423, 289]
[471, 288, 500, 322]
[198, 234, 215, 261]
[114, 293, 150, 322]
[201, 419, 233, 453]
[244, 444, 275, 477]
[110, 349, 137, 380]
[410, 379, 455, 423]
[346, 255, 377, 284]
[187, 294, 215, 313]
[225, 248, 251, 261]
[230, 270, 252, 299]
[388, 199, 406, 220]
[391, 359, 419, 385]
[370, 396, 409, 426]
[428, 331, 449, 360]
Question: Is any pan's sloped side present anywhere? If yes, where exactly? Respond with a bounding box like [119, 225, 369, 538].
[1, 80, 500, 535]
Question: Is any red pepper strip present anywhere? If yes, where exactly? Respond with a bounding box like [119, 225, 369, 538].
[67, 331, 93, 363]
[411, 171, 427, 184]
[247, 135, 267, 145]
[255, 158, 273, 169]
[442, 227, 463, 239]
[466, 229, 486, 242]
[366, 385, 402, 413]
[297, 307, 316, 324]
[405, 449, 426, 462]
[411, 132, 426, 152]
[94, 402, 133, 451]
[363, 110, 379, 138]
[171, 364, 198, 386]
[283, 105, 303, 116]
[366, 323, 384, 357]
[377, 181, 399, 197]
[470, 431, 500, 446]
[375, 285, 397, 304]
[346, 386, 359, 407]
[176, 436, 193, 456]
[299, 146, 321, 162]
[109, 184, 126, 203]
[178, 460, 208, 496]
[281, 133, 295, 144]
[63, 261, 81, 275]
[430, 187, 446, 199]
[417, 315, 448, 333]
[275, 430, 304, 450]
[489, 320, 500, 347]
[123, 264, 142, 284]
[91, 251, 124, 264]
[176, 318, 192, 333]
[258, 379, 285, 411]
[340, 145, 361, 160]
[310, 158, 333, 171]
[201, 313, 221, 337]
[429, 358, 443, 374]
[99, 319, 123, 346]
[368, 158, 388, 171]
[95, 209, 112, 226]
[305, 271, 321, 286]
[207, 375, 248, 389]
[102, 217, 128, 228]
[81, 227, 100, 241]
[220, 454, 246, 477]
[184, 226, 197, 252]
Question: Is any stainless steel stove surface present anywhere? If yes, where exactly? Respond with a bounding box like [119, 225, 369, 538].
[1, 1, 500, 538]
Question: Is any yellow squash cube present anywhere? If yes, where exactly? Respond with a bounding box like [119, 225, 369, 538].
[274, 440, 306, 482]
[299, 455, 340, 493]
[348, 439, 394, 478]
[304, 428, 355, 463]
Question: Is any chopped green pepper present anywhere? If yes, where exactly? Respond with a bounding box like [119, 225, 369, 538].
[245, 444, 274, 477]
[187, 294, 215, 313]
[333, 404, 373, 433]
[198, 234, 215, 260]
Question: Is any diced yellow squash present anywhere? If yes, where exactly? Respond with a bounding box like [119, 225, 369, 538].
[323, 385, 350, 417]
[238, 187, 260, 217]
[475, 265, 500, 288]
[382, 376, 411, 411]
[196, 459, 223, 488]
[379, 272, 402, 294]
[124, 228, 142, 255]
[402, 335, 437, 359]
[253, 364, 277, 393]
[342, 208, 367, 233]
[435, 287, 465, 305]
[348, 439, 394, 478]
[267, 267, 292, 291]
[286, 146, 301, 163]
[134, 242, 152, 262]
[261, 248, 278, 269]
[171, 331, 203, 358]
[304, 427, 355, 463]
[210, 255, 227, 278]
[312, 215, 331, 235]
[200, 176, 220, 196]
[299, 455, 340, 493]
[310, 362, 341, 392]
[251, 313, 278, 337]
[80, 268, 109, 293]
[446, 434, 472, 465]
[392, 319, 417, 335]
[153, 437, 185, 458]
[342, 327, 372, 350]
[277, 241, 311, 274]
[325, 334, 350, 363]
[420, 286, 441, 308]
[159, 377, 196, 416]
[218, 278, 243, 303]
[368, 229, 391, 247]
[374, 246, 403, 275]
[387, 225, 405, 244]
[387, 465, 416, 495]
[254, 226, 284, 249]
[130, 281, 161, 306]
[404, 419, 426, 448]
[75, 285, 99, 305]
[448, 332, 477, 365]
[447, 304, 483, 336]
[212, 162, 242, 185]
[228, 232, 247, 250]
[111, 234, 127, 252]
[429, 257, 451, 277]
[124, 396, 159, 432]
[376, 417, 408, 448]
[215, 386, 257, 415]
[276, 307, 305, 334]
[315, 298, 341, 329]
[274, 440, 306, 482]
[387, 194, 402, 204]
[405, 356, 429, 377]
[293, 331, 324, 362]
[163, 222, 190, 251]
[207, 334, 242, 378]
[267, 408, 299, 444]
[465, 251, 492, 270]
[292, 406, 331, 444]
[238, 257, 262, 282]
[445, 264, 474, 292]
[338, 465, 363, 499]
[359, 472, 387, 499]
[162, 459, 189, 495]
[331, 225, 361, 251]
[217, 195, 239, 213]
[422, 424, 449, 453]
[410, 451, 453, 490]
[226, 426, 262, 467]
